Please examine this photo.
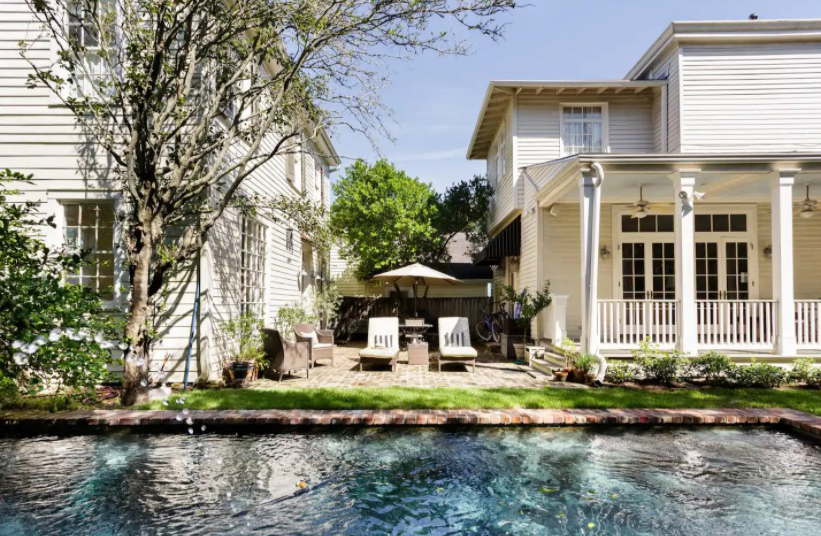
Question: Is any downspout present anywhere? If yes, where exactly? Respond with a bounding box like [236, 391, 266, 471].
[182, 248, 201, 391]
[586, 162, 607, 383]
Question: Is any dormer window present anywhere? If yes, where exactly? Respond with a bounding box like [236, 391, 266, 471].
[561, 104, 608, 156]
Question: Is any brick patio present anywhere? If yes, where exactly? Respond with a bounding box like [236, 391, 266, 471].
[250, 342, 575, 390]
[2, 408, 820, 442]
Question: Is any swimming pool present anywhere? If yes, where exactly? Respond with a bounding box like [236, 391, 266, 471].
[0, 427, 819, 535]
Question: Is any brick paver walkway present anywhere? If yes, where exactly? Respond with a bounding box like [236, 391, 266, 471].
[2, 409, 820, 442]
[251, 342, 573, 390]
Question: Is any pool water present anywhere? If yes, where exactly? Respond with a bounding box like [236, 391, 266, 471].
[1, 427, 820, 535]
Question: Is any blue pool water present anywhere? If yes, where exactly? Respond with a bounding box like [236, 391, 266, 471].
[0, 427, 820, 535]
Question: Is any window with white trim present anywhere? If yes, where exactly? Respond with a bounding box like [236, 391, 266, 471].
[67, 0, 115, 97]
[63, 202, 116, 301]
[488, 142, 498, 189]
[285, 150, 296, 185]
[240, 217, 266, 316]
[561, 105, 606, 156]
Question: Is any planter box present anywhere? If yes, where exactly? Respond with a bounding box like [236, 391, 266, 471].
[407, 342, 429, 366]
[500, 332, 524, 359]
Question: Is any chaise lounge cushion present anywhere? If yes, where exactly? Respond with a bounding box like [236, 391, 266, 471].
[440, 346, 478, 359]
[359, 347, 399, 359]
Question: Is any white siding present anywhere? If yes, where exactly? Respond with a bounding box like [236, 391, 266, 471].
[516, 93, 655, 169]
[487, 102, 515, 232]
[1, 0, 335, 381]
[679, 42, 821, 153]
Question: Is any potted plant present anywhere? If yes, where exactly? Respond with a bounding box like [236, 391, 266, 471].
[500, 283, 552, 361]
[570, 353, 596, 384]
[220, 312, 265, 381]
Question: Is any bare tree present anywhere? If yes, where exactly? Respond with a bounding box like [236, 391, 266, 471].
[20, 0, 517, 404]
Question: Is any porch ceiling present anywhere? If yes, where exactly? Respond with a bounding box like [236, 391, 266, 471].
[533, 153, 821, 204]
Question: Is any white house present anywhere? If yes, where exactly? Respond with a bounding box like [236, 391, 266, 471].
[1, 0, 340, 381]
[467, 19, 821, 358]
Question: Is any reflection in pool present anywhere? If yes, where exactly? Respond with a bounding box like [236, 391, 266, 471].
[0, 427, 820, 535]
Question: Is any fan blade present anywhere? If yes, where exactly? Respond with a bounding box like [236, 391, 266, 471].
[646, 203, 672, 209]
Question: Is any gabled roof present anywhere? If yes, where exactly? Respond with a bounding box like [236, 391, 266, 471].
[626, 18, 821, 80]
[466, 80, 666, 160]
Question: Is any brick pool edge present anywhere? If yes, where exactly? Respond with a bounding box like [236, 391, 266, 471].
[1, 408, 821, 440]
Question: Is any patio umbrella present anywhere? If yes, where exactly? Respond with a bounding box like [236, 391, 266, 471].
[371, 263, 460, 317]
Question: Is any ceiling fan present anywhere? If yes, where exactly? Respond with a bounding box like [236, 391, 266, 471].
[798, 185, 817, 219]
[630, 186, 673, 219]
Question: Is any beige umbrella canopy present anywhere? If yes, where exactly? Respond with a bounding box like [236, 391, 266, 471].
[371, 263, 460, 317]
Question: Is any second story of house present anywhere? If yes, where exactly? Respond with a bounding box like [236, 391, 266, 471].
[468, 18, 821, 233]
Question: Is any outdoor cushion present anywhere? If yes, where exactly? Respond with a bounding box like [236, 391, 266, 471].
[313, 342, 333, 350]
[359, 347, 399, 359]
[440, 346, 478, 358]
[295, 328, 319, 346]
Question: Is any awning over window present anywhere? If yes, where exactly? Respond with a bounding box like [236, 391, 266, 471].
[473, 216, 520, 266]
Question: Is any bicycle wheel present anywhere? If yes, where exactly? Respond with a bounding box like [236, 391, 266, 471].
[475, 320, 492, 342]
[490, 319, 503, 343]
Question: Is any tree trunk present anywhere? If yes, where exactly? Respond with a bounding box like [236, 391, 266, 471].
[121, 236, 153, 405]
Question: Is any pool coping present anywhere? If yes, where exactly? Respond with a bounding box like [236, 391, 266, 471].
[1, 408, 821, 439]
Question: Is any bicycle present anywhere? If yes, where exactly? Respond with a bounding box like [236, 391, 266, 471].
[475, 302, 508, 343]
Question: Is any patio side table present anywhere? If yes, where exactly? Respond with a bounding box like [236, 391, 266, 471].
[407, 342, 429, 366]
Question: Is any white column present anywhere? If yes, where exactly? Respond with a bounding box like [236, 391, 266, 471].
[579, 170, 602, 355]
[771, 170, 797, 355]
[673, 171, 698, 355]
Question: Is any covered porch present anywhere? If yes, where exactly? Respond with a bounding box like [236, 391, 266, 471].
[527, 153, 821, 357]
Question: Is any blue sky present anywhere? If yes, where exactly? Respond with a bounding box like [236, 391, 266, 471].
[331, 0, 821, 193]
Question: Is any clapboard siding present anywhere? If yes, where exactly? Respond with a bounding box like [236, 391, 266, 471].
[516, 93, 655, 170]
[1, 0, 335, 382]
[487, 102, 515, 232]
[645, 45, 681, 152]
[679, 42, 821, 153]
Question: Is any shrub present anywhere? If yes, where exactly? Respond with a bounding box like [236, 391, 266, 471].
[1, 171, 121, 396]
[273, 303, 318, 341]
[0, 373, 20, 409]
[571, 353, 597, 374]
[790, 357, 817, 383]
[631, 339, 687, 385]
[806, 368, 821, 389]
[730, 361, 788, 388]
[688, 352, 736, 385]
[220, 312, 265, 368]
[605, 361, 638, 384]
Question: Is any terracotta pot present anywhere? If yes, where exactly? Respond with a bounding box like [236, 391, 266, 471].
[553, 370, 570, 382]
[512, 343, 526, 361]
[571, 368, 592, 384]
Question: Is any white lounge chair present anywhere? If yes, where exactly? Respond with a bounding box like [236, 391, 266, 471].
[438, 317, 478, 372]
[359, 317, 400, 372]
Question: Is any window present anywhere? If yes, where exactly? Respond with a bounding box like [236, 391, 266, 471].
[285, 151, 296, 185]
[315, 160, 322, 192]
[621, 215, 673, 233]
[561, 105, 606, 156]
[63, 202, 116, 300]
[694, 214, 747, 233]
[67, 0, 114, 97]
[240, 217, 266, 315]
[489, 144, 498, 189]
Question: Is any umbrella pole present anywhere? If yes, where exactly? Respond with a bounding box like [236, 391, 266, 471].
[413, 279, 418, 317]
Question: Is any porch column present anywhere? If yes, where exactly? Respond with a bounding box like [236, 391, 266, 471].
[672, 171, 698, 355]
[771, 170, 797, 355]
[579, 167, 602, 355]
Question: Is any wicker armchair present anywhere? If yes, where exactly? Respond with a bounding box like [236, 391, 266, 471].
[263, 328, 310, 382]
[294, 323, 335, 368]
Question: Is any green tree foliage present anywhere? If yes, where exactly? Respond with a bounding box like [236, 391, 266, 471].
[332, 160, 442, 279]
[0, 170, 121, 396]
[433, 174, 493, 260]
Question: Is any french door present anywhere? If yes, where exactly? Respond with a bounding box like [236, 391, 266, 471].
[695, 239, 750, 300]
[621, 241, 675, 300]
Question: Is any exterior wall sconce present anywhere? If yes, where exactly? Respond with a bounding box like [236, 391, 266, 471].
[600, 245, 612, 260]
[763, 245, 772, 259]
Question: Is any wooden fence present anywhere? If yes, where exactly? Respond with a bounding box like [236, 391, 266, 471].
[334, 296, 493, 340]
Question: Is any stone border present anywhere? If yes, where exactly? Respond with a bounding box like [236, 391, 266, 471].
[1, 408, 820, 440]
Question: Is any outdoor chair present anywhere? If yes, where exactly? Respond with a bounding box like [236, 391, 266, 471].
[294, 323, 335, 368]
[263, 328, 310, 382]
[438, 317, 478, 372]
[359, 317, 400, 372]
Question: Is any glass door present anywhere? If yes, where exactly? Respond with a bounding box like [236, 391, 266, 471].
[621, 241, 675, 300]
[695, 240, 750, 300]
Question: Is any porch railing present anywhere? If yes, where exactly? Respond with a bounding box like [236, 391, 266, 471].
[795, 300, 821, 348]
[598, 299, 677, 349]
[696, 300, 776, 349]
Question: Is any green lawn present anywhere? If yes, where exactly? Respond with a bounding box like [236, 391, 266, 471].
[140, 387, 821, 416]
